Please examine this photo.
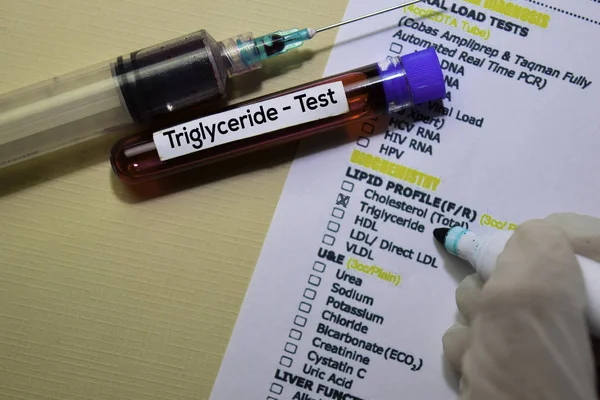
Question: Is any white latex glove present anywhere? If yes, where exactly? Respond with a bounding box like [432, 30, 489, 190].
[443, 213, 600, 400]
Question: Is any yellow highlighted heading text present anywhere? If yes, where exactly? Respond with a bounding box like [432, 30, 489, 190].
[350, 149, 441, 191]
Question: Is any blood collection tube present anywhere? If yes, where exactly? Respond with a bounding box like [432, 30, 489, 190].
[110, 48, 445, 184]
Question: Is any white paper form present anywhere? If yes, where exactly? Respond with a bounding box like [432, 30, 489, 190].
[210, 1, 600, 399]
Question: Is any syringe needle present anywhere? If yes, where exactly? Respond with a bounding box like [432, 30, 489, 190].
[315, 0, 423, 34]
[252, 1, 423, 62]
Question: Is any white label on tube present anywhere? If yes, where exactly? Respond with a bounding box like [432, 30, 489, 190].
[153, 82, 350, 161]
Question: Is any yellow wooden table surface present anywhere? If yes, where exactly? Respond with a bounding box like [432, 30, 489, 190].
[0, 1, 347, 398]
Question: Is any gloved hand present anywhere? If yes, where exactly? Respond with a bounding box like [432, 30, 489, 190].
[442, 213, 600, 400]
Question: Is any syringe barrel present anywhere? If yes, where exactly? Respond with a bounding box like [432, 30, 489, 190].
[0, 62, 132, 167]
[0, 29, 231, 169]
[113, 30, 229, 122]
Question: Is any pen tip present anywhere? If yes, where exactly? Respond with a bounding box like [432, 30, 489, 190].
[433, 228, 450, 245]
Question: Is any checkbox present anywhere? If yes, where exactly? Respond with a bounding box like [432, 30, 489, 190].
[332, 208, 345, 219]
[357, 137, 370, 148]
[313, 262, 326, 273]
[322, 234, 335, 246]
[362, 123, 375, 134]
[280, 356, 293, 367]
[327, 221, 340, 233]
[270, 383, 283, 395]
[341, 181, 354, 192]
[308, 275, 321, 287]
[294, 315, 307, 327]
[285, 342, 298, 354]
[289, 329, 302, 340]
[303, 288, 317, 300]
[299, 302, 312, 313]
[390, 42, 403, 54]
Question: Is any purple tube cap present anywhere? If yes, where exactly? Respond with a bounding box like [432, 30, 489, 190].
[401, 47, 446, 104]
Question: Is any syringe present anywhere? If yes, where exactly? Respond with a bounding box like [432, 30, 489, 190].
[0, 0, 422, 169]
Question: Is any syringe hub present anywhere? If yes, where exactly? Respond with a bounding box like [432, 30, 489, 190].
[219, 33, 263, 77]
